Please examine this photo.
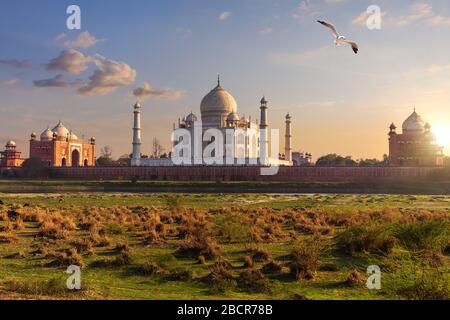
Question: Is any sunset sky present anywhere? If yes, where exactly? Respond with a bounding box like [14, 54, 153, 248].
[1, 0, 449, 160]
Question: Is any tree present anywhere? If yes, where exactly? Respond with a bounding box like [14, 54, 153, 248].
[96, 146, 115, 166]
[358, 155, 389, 167]
[20, 157, 49, 179]
[152, 138, 165, 158]
[101, 146, 113, 158]
[315, 154, 357, 167]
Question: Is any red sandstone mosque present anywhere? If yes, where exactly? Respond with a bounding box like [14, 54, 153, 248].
[28, 121, 96, 167]
[389, 110, 444, 167]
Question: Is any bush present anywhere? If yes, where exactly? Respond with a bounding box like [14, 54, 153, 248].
[2, 277, 70, 296]
[289, 237, 327, 280]
[261, 261, 283, 275]
[176, 234, 221, 260]
[132, 262, 166, 276]
[48, 249, 84, 268]
[394, 221, 450, 254]
[213, 214, 253, 243]
[237, 269, 272, 294]
[202, 263, 235, 293]
[385, 257, 450, 300]
[336, 225, 396, 256]
[251, 248, 272, 263]
[344, 269, 366, 288]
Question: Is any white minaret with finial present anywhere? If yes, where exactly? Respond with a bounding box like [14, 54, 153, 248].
[285, 113, 292, 163]
[131, 102, 142, 166]
[259, 96, 269, 165]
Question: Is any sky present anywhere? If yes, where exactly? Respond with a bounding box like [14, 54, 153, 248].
[0, 0, 449, 160]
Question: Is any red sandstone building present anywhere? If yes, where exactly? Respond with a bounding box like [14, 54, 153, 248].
[0, 140, 25, 168]
[30, 121, 96, 167]
[389, 110, 444, 167]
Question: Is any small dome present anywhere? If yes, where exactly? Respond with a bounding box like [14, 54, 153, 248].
[185, 112, 198, 123]
[31, 132, 37, 138]
[40, 127, 53, 141]
[6, 140, 16, 147]
[52, 121, 70, 138]
[402, 110, 425, 133]
[227, 112, 240, 122]
[260, 96, 268, 104]
[69, 131, 78, 140]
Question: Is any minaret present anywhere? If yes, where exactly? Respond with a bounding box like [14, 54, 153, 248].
[132, 102, 142, 165]
[285, 113, 292, 162]
[259, 96, 269, 165]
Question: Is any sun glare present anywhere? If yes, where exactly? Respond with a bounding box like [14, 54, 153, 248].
[433, 124, 450, 149]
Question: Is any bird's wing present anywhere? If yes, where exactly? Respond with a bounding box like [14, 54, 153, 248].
[344, 40, 359, 54]
[317, 20, 339, 38]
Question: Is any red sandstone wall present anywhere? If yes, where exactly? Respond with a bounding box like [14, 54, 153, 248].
[49, 166, 441, 182]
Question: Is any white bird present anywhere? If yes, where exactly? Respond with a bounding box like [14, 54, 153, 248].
[317, 20, 359, 54]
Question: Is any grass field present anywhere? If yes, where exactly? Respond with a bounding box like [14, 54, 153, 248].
[0, 192, 449, 300]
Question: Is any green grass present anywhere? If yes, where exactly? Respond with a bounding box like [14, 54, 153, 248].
[0, 192, 448, 300]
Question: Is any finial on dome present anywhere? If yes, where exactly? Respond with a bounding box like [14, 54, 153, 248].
[217, 74, 220, 86]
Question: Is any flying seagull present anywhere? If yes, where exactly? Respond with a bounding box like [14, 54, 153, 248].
[317, 20, 359, 54]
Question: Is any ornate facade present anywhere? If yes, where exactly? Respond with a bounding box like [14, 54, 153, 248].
[30, 121, 96, 167]
[131, 78, 293, 166]
[389, 110, 444, 167]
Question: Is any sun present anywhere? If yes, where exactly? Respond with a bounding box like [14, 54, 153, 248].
[433, 124, 450, 147]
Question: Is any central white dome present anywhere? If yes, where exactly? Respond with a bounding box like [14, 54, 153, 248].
[200, 81, 237, 128]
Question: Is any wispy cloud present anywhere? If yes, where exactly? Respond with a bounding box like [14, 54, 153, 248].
[218, 11, 231, 21]
[0, 78, 19, 86]
[293, 0, 321, 20]
[133, 82, 185, 101]
[259, 27, 273, 35]
[33, 74, 84, 88]
[0, 59, 32, 68]
[56, 31, 105, 49]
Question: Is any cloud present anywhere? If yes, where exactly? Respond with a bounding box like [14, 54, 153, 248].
[33, 74, 84, 88]
[0, 79, 19, 86]
[0, 59, 32, 68]
[218, 11, 231, 21]
[175, 27, 193, 39]
[271, 46, 330, 65]
[259, 27, 273, 35]
[133, 82, 185, 101]
[57, 31, 104, 49]
[45, 49, 90, 75]
[77, 54, 136, 96]
[292, 0, 320, 20]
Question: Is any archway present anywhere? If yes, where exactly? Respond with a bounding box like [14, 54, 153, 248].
[84, 159, 88, 166]
[61, 158, 67, 167]
[71, 150, 80, 167]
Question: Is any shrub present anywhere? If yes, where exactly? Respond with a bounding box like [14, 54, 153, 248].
[289, 237, 326, 280]
[48, 248, 84, 268]
[202, 263, 236, 294]
[243, 256, 254, 268]
[213, 214, 253, 244]
[165, 268, 194, 281]
[251, 248, 272, 263]
[133, 262, 166, 276]
[261, 261, 283, 275]
[237, 269, 272, 294]
[385, 257, 450, 300]
[394, 221, 450, 254]
[344, 269, 366, 288]
[2, 277, 69, 296]
[0, 233, 19, 243]
[176, 233, 221, 260]
[336, 225, 396, 256]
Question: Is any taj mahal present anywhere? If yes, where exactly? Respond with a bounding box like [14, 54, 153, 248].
[131, 78, 294, 167]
